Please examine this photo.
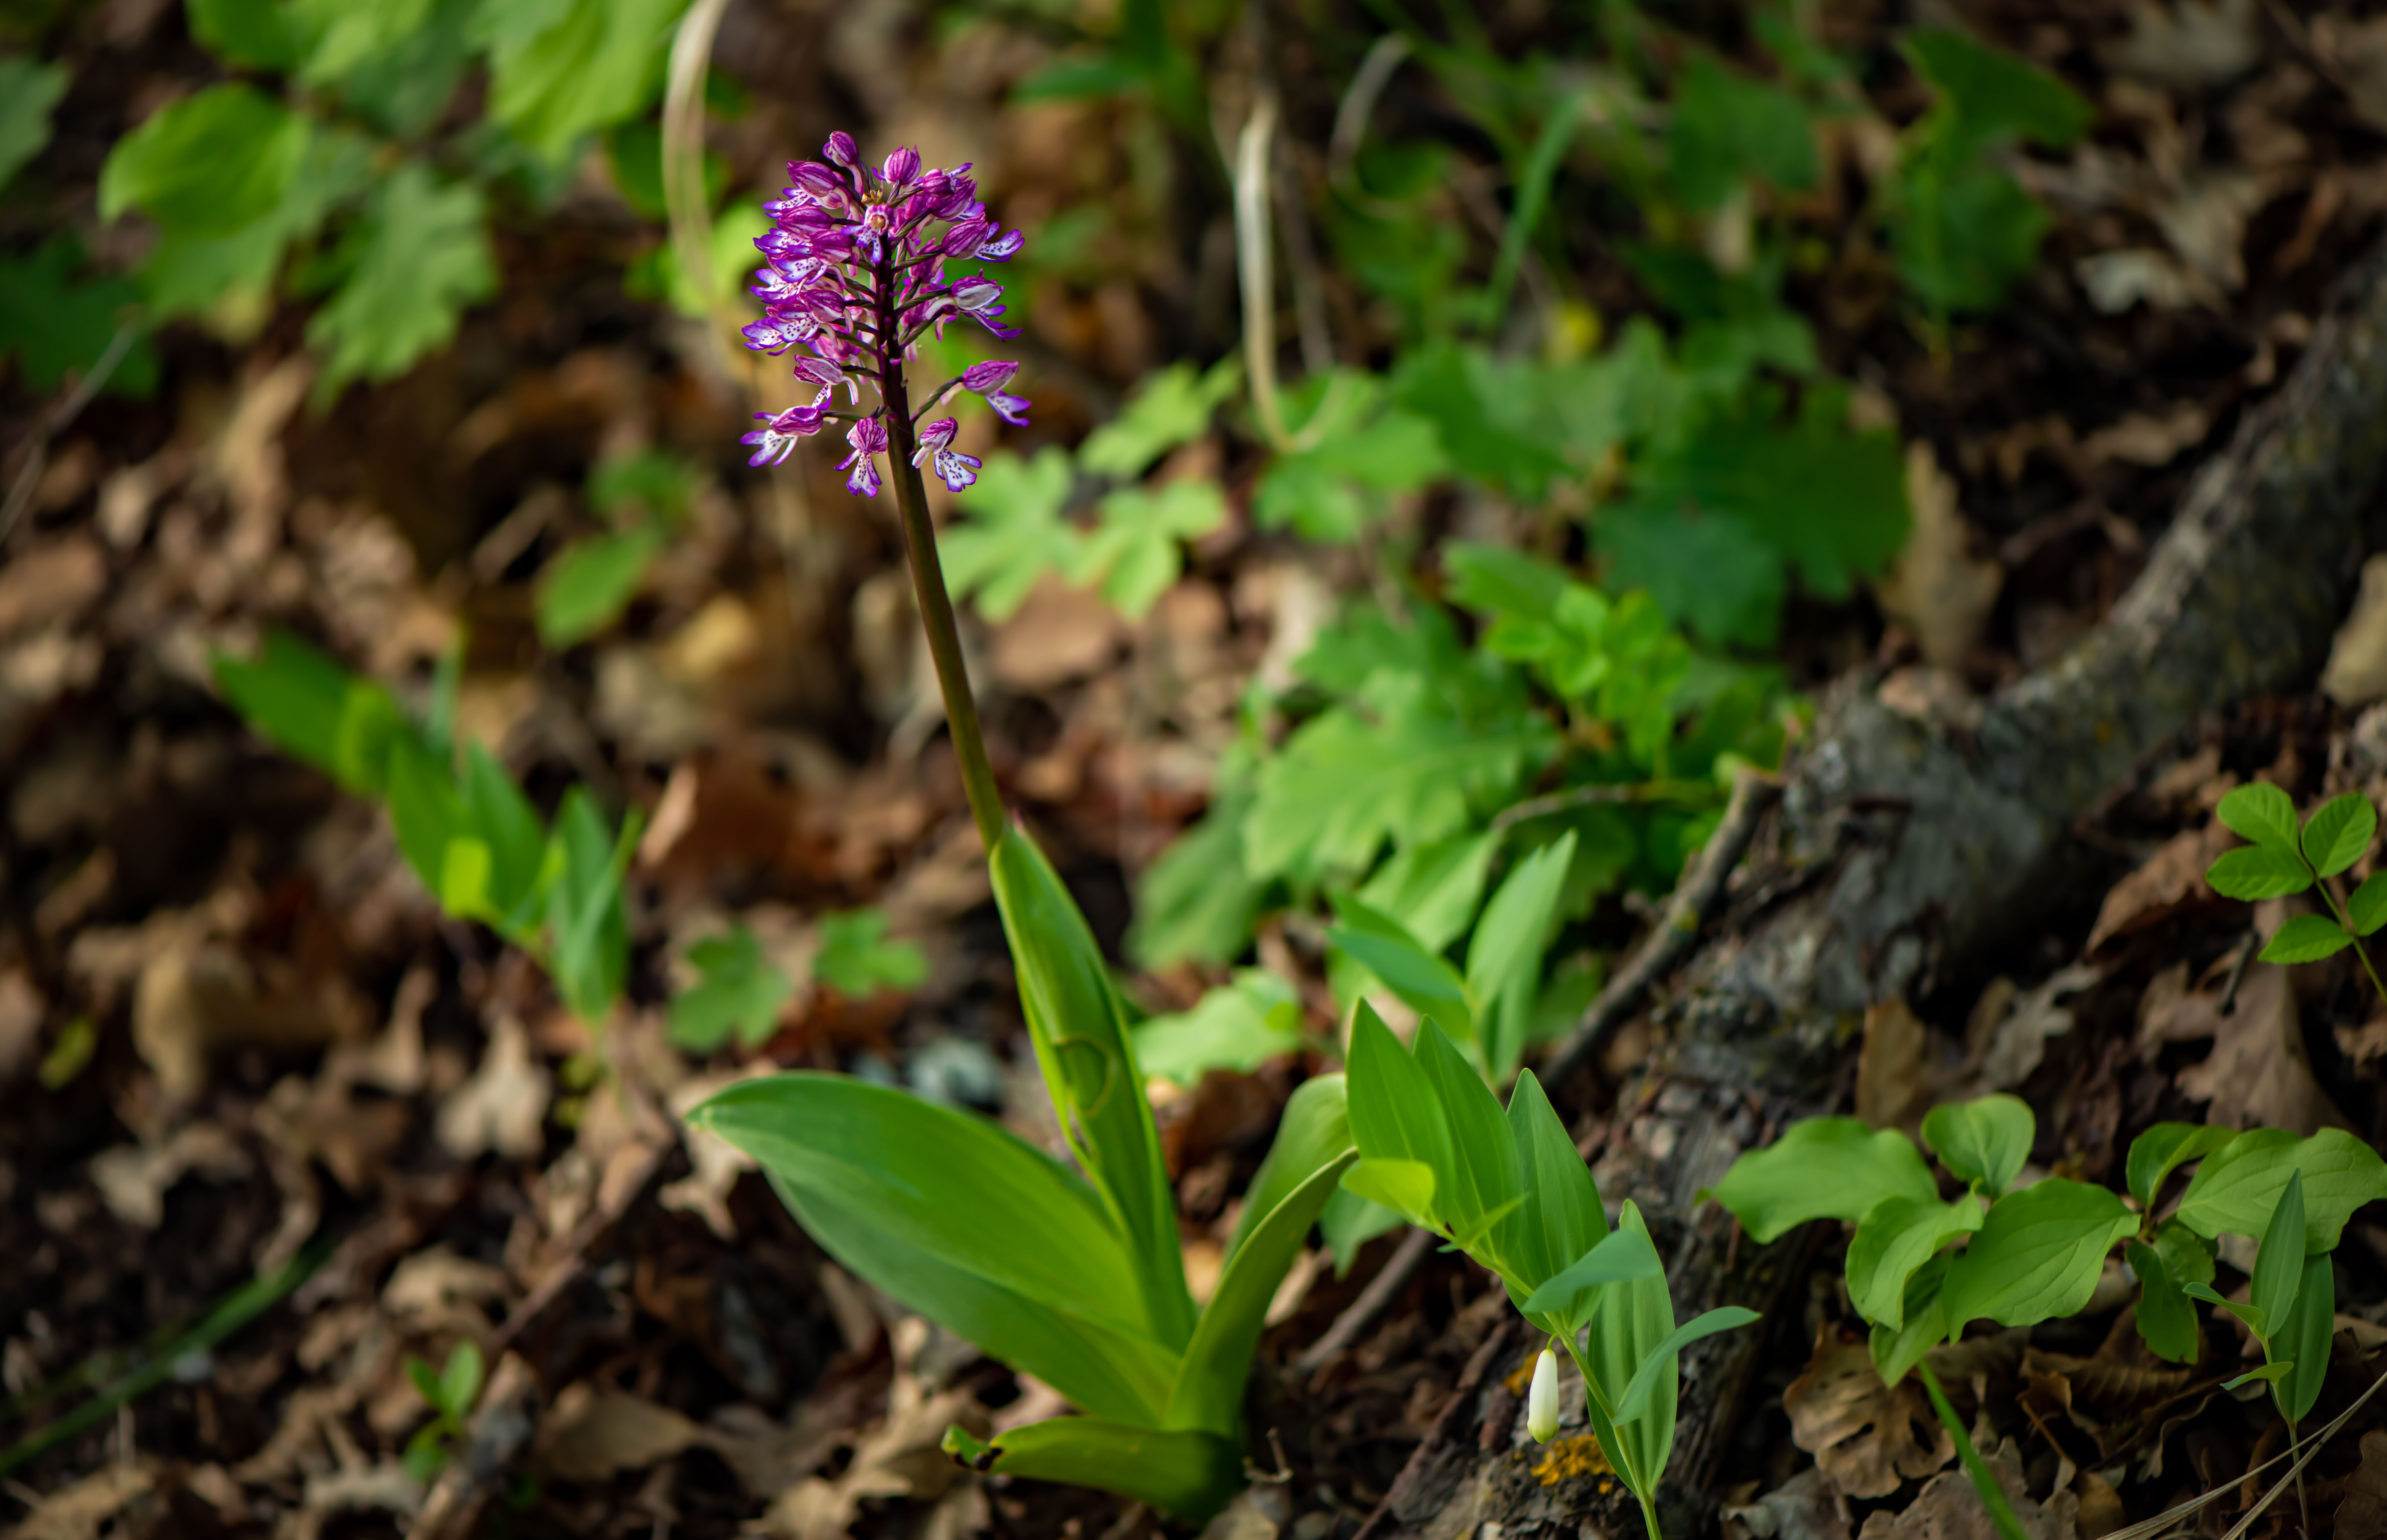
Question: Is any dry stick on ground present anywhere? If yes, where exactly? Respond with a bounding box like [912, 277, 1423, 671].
[1363, 235, 2387, 1540]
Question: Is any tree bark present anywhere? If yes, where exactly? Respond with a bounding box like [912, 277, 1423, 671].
[1363, 239, 2387, 1540]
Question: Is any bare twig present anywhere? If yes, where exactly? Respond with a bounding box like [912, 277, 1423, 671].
[1328, 34, 1412, 214]
[1540, 767, 1782, 1089]
[1292, 1226, 1436, 1375]
[1488, 777, 1723, 835]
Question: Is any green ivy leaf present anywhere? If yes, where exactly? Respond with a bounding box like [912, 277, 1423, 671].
[100, 84, 311, 235]
[1940, 1178, 2136, 1338]
[0, 55, 69, 193]
[2301, 793, 2378, 878]
[1702, 1118, 1938, 1243]
[2216, 783, 2301, 854]
[812, 908, 926, 996]
[2204, 846, 2314, 901]
[1921, 1094, 2034, 1197]
[2259, 913, 2352, 964]
[306, 161, 497, 391]
[669, 926, 793, 1052]
[536, 527, 666, 647]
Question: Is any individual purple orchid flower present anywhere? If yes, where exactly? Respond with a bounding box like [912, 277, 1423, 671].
[911, 418, 983, 492]
[738, 131, 1029, 500]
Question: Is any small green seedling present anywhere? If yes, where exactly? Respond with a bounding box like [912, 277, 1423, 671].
[2204, 783, 2387, 1002]
[1340, 1003, 1757, 1540]
[1707, 1100, 2386, 1540]
[402, 1341, 484, 1485]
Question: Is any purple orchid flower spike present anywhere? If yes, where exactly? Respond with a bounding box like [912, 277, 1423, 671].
[737, 131, 1029, 500]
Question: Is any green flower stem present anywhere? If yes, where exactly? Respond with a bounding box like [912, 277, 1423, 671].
[2315, 876, 2387, 1009]
[877, 362, 1007, 855]
[1555, 1335, 1666, 1540]
[1916, 1360, 2028, 1540]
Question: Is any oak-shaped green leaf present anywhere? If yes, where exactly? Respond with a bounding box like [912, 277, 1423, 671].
[1940, 1179, 2136, 1338]
[2205, 846, 2315, 901]
[2216, 782, 2301, 855]
[1702, 1118, 1937, 1242]
[2126, 1123, 2237, 1211]
[2351, 873, 2387, 937]
[2302, 793, 2378, 878]
[1922, 1095, 2033, 1197]
[669, 927, 791, 1052]
[2174, 1127, 2387, 1250]
[1847, 1193, 1983, 1330]
[307, 162, 496, 392]
[2259, 914, 2352, 964]
[2127, 1240, 2199, 1365]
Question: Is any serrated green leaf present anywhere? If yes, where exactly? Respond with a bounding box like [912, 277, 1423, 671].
[0, 55, 68, 193]
[2127, 1123, 2237, 1211]
[2176, 1127, 2387, 1250]
[670, 926, 793, 1052]
[1702, 1117, 1938, 1243]
[696, 1074, 1178, 1426]
[536, 526, 665, 647]
[2259, 913, 2351, 964]
[811, 908, 925, 997]
[1922, 1094, 2034, 1197]
[1132, 970, 1308, 1087]
[1074, 479, 1227, 619]
[100, 85, 309, 235]
[2127, 1240, 2200, 1365]
[1847, 1193, 1983, 1330]
[2216, 783, 2301, 854]
[1078, 358, 1242, 479]
[944, 448, 1081, 621]
[1940, 1178, 2136, 1338]
[307, 161, 496, 391]
[2206, 846, 2316, 901]
[2351, 874, 2387, 937]
[2302, 793, 2378, 877]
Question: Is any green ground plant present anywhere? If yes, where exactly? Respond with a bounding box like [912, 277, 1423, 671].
[401, 1341, 484, 1485]
[2203, 783, 2387, 996]
[1708, 1097, 2387, 1539]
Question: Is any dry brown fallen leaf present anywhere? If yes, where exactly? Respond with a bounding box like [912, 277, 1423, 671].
[2336, 1428, 2387, 1535]
[1856, 997, 1933, 1134]
[1721, 1467, 1852, 1540]
[1876, 444, 2001, 671]
[762, 1319, 988, 1540]
[2322, 553, 2387, 707]
[2098, 0, 2261, 90]
[2081, 403, 2210, 468]
[1968, 964, 2102, 1091]
[985, 575, 1125, 693]
[9, 1462, 156, 1540]
[2086, 822, 2232, 956]
[1856, 1437, 2078, 1540]
[1785, 1329, 1953, 1500]
[87, 1120, 249, 1227]
[434, 1011, 551, 1161]
[2142, 944, 2352, 1134]
[534, 1384, 704, 1484]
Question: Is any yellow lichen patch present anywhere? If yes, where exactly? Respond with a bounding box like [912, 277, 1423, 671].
[1531, 1434, 1612, 1486]
[1501, 1353, 1541, 1396]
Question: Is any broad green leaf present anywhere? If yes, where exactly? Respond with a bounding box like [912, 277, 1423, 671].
[696, 1075, 1178, 1425]
[2352, 874, 2387, 937]
[1702, 1118, 1937, 1242]
[943, 1418, 1242, 1522]
[473, 0, 685, 159]
[1415, 1019, 1522, 1262]
[458, 744, 547, 936]
[1169, 1150, 1355, 1434]
[1225, 1075, 1353, 1263]
[439, 837, 492, 918]
[2126, 1123, 2237, 1211]
[386, 733, 464, 898]
[1078, 358, 1242, 479]
[2153, 1217, 2216, 1288]
[1505, 1069, 1608, 1303]
[1357, 833, 1498, 953]
[1580, 1201, 1678, 1501]
[189, 0, 305, 68]
[139, 123, 371, 322]
[1318, 1187, 1405, 1276]
[1329, 898, 1474, 1042]
[1467, 831, 1578, 1082]
[100, 85, 308, 235]
[215, 631, 411, 795]
[1870, 1253, 1951, 1386]
[307, 162, 497, 392]
[1922, 1095, 2034, 1197]
[0, 56, 68, 193]
[2216, 783, 2301, 855]
[1612, 1307, 1761, 1424]
[2249, 1170, 2306, 1343]
[536, 527, 666, 647]
[2302, 794, 2378, 877]
[1345, 1001, 1457, 1228]
[2175, 1127, 2387, 1251]
[1520, 1222, 1663, 1325]
[2276, 1252, 2334, 1424]
[812, 908, 926, 996]
[2127, 1240, 2199, 1365]
[1667, 53, 1819, 211]
[2204, 847, 2315, 901]
[1902, 31, 2092, 154]
[1847, 1193, 1983, 1330]
[1127, 797, 1265, 971]
[439, 1341, 483, 1416]
[2260, 914, 2352, 964]
[1341, 1158, 1435, 1221]
[1941, 1179, 2136, 1338]
[669, 927, 792, 1052]
[290, 0, 434, 84]
[2224, 1362, 2293, 1389]
[1133, 970, 1308, 1087]
[546, 787, 636, 1023]
[943, 449, 1080, 621]
[2184, 1280, 2266, 1337]
[990, 825, 1194, 1348]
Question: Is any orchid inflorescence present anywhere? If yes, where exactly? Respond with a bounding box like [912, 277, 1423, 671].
[738, 132, 1029, 495]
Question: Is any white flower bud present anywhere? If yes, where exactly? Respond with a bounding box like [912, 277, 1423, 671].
[1528, 1348, 1560, 1442]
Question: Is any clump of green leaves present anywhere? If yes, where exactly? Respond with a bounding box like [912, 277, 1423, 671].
[537, 448, 699, 648]
[2203, 783, 2387, 995]
[1340, 1004, 1755, 1539]
[1708, 1099, 2387, 1534]
[402, 1341, 484, 1485]
[667, 910, 926, 1053]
